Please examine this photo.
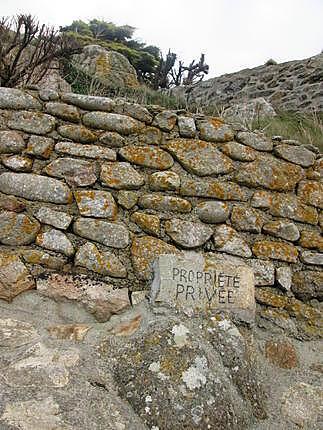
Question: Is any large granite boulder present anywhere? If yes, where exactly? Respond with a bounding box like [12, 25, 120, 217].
[72, 44, 139, 88]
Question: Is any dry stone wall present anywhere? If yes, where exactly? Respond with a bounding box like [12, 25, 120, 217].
[0, 87, 322, 308]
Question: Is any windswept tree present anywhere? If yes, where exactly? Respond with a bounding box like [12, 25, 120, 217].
[0, 14, 81, 88]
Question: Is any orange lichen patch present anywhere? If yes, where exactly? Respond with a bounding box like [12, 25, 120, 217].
[163, 138, 233, 176]
[298, 180, 323, 209]
[131, 236, 180, 280]
[47, 324, 90, 341]
[180, 178, 248, 201]
[252, 240, 298, 262]
[210, 117, 225, 128]
[120, 145, 174, 170]
[0, 252, 35, 301]
[74, 190, 118, 220]
[265, 339, 298, 369]
[269, 194, 318, 225]
[299, 230, 323, 252]
[100, 162, 144, 190]
[21, 249, 65, 270]
[58, 125, 97, 143]
[138, 194, 192, 213]
[130, 212, 160, 236]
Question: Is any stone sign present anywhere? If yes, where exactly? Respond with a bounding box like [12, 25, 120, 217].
[150, 254, 255, 322]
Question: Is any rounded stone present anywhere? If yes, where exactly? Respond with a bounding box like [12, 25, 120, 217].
[36, 228, 75, 257]
[263, 220, 300, 241]
[149, 171, 180, 191]
[274, 144, 315, 167]
[292, 271, 323, 301]
[43, 158, 97, 187]
[138, 194, 191, 213]
[0, 211, 40, 245]
[252, 241, 298, 263]
[7, 111, 56, 135]
[231, 206, 265, 233]
[197, 117, 234, 142]
[236, 131, 273, 151]
[100, 162, 144, 190]
[0, 130, 25, 154]
[45, 102, 80, 122]
[57, 125, 97, 143]
[213, 225, 252, 257]
[119, 145, 174, 170]
[1, 155, 33, 172]
[74, 190, 118, 219]
[55, 142, 116, 161]
[221, 142, 257, 161]
[196, 201, 230, 223]
[83, 112, 144, 135]
[130, 212, 160, 236]
[165, 219, 213, 248]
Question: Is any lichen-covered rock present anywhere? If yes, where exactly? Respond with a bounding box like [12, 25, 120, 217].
[74, 190, 118, 219]
[57, 124, 97, 143]
[83, 112, 143, 135]
[252, 241, 298, 262]
[276, 266, 292, 291]
[117, 101, 152, 123]
[292, 270, 323, 301]
[0, 193, 25, 212]
[45, 102, 80, 122]
[7, 111, 56, 134]
[178, 116, 196, 137]
[117, 190, 138, 209]
[221, 141, 257, 161]
[43, 158, 97, 187]
[236, 131, 273, 151]
[196, 201, 231, 223]
[152, 110, 177, 131]
[149, 171, 180, 191]
[164, 138, 233, 176]
[274, 144, 315, 167]
[0, 211, 40, 245]
[165, 219, 213, 248]
[263, 220, 300, 241]
[36, 228, 75, 256]
[298, 180, 323, 209]
[33, 206, 73, 230]
[75, 242, 126, 278]
[131, 235, 180, 280]
[235, 154, 304, 191]
[307, 157, 323, 180]
[120, 145, 174, 170]
[99, 131, 125, 147]
[0, 130, 25, 154]
[55, 141, 116, 160]
[100, 162, 144, 189]
[231, 206, 265, 233]
[180, 178, 249, 201]
[73, 218, 129, 248]
[0, 87, 41, 110]
[130, 212, 160, 236]
[299, 230, 323, 251]
[138, 194, 191, 213]
[37, 272, 130, 321]
[0, 252, 34, 301]
[1, 155, 33, 172]
[61, 92, 115, 111]
[213, 225, 252, 257]
[269, 193, 318, 225]
[21, 249, 66, 270]
[25, 135, 54, 159]
[300, 251, 323, 265]
[139, 126, 162, 145]
[251, 190, 273, 208]
[197, 117, 234, 142]
[265, 339, 298, 369]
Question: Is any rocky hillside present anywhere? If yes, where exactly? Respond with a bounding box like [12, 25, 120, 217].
[172, 53, 323, 113]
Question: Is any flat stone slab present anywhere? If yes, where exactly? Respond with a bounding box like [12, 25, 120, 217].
[150, 254, 255, 322]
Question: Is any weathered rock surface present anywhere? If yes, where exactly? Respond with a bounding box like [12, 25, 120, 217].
[164, 138, 233, 176]
[213, 225, 252, 257]
[300, 251, 323, 265]
[178, 115, 196, 137]
[223, 97, 277, 123]
[221, 141, 257, 161]
[274, 144, 316, 167]
[196, 201, 231, 223]
[100, 162, 144, 189]
[197, 117, 234, 142]
[21, 249, 66, 270]
[231, 206, 265, 233]
[55, 141, 116, 160]
[236, 131, 273, 151]
[120, 145, 174, 170]
[292, 270, 323, 301]
[57, 124, 97, 143]
[130, 212, 160, 236]
[0, 130, 25, 153]
[1, 155, 33, 172]
[73, 218, 129, 248]
[0, 211, 40, 245]
[299, 230, 323, 251]
[181, 178, 249, 201]
[152, 110, 177, 131]
[165, 219, 213, 248]
[99, 131, 125, 147]
[263, 220, 300, 241]
[83, 112, 143, 135]
[276, 266, 292, 291]
[138, 194, 191, 213]
[33, 206, 73, 230]
[44, 158, 97, 187]
[7, 111, 56, 134]
[235, 155, 304, 191]
[45, 102, 80, 122]
[36, 228, 75, 256]
[149, 171, 180, 191]
[265, 338, 298, 369]
[298, 180, 323, 208]
[252, 241, 298, 262]
[61, 92, 115, 111]
[0, 173, 72, 203]
[25, 135, 54, 159]
[0, 88, 41, 110]
[0, 252, 34, 300]
[117, 190, 138, 209]
[74, 190, 118, 219]
[0, 193, 25, 212]
[131, 236, 180, 280]
[75, 242, 127, 278]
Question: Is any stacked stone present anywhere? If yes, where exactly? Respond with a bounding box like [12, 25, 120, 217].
[0, 87, 322, 307]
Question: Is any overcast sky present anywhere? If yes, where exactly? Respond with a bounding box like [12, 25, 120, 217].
[1, 0, 322, 77]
